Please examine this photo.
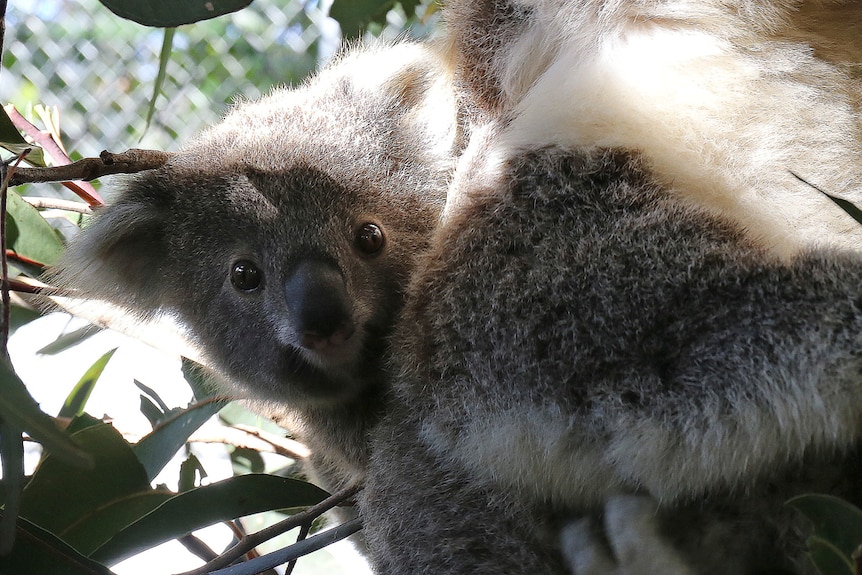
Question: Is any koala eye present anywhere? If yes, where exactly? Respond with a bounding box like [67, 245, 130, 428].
[231, 260, 263, 292]
[355, 222, 385, 255]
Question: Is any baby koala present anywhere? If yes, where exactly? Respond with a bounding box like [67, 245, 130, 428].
[50, 40, 460, 493]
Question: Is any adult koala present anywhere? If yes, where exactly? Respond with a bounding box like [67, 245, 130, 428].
[358, 2, 862, 572]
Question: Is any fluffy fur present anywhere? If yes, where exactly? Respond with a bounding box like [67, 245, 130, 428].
[441, 0, 862, 258]
[50, 6, 862, 572]
[50, 41, 460, 493]
[362, 144, 862, 574]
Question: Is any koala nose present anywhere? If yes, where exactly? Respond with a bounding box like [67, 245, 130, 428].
[284, 260, 356, 352]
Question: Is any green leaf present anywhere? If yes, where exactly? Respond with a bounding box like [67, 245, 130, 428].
[92, 474, 329, 564]
[0, 108, 45, 166]
[58, 349, 117, 419]
[0, 358, 91, 468]
[59, 489, 174, 556]
[182, 358, 219, 402]
[230, 446, 266, 475]
[37, 324, 102, 355]
[138, 395, 164, 428]
[134, 379, 171, 417]
[219, 402, 289, 437]
[178, 453, 207, 492]
[143, 28, 175, 136]
[787, 493, 862, 575]
[6, 190, 65, 267]
[9, 303, 43, 337]
[19, 420, 150, 537]
[133, 396, 229, 481]
[98, 0, 253, 27]
[330, 0, 396, 37]
[791, 172, 862, 228]
[0, 516, 114, 575]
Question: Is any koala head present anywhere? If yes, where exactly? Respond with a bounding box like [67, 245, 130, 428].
[51, 42, 458, 409]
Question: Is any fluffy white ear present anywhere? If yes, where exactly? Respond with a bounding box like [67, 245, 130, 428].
[46, 176, 172, 318]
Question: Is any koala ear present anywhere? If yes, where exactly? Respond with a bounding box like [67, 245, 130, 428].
[47, 177, 171, 319]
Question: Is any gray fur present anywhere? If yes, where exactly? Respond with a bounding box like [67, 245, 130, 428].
[48, 22, 862, 575]
[360, 146, 862, 574]
[49, 41, 459, 491]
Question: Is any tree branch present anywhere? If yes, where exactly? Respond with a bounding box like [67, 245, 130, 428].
[22, 197, 93, 214]
[176, 484, 361, 575]
[7, 149, 172, 188]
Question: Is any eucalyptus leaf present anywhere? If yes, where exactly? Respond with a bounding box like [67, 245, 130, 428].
[59, 489, 174, 556]
[37, 324, 102, 355]
[133, 396, 228, 481]
[787, 493, 862, 575]
[0, 359, 91, 468]
[0, 419, 24, 554]
[0, 108, 45, 166]
[98, 0, 252, 27]
[178, 453, 207, 492]
[330, 0, 396, 37]
[58, 349, 117, 419]
[20, 420, 149, 536]
[92, 474, 329, 564]
[0, 515, 114, 575]
[138, 395, 164, 428]
[6, 190, 65, 267]
[143, 28, 174, 135]
[182, 357, 219, 402]
[791, 172, 862, 228]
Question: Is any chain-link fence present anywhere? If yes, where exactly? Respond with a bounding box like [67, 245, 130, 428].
[2, 0, 337, 160]
[2, 0, 438, 201]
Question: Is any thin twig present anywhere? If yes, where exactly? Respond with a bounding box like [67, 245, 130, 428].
[284, 522, 311, 575]
[176, 484, 361, 575]
[207, 518, 363, 575]
[8, 148, 172, 190]
[178, 533, 219, 563]
[22, 197, 93, 214]
[228, 424, 311, 459]
[5, 276, 48, 295]
[6, 251, 47, 272]
[1, 0, 7, 66]
[1, 152, 27, 359]
[4, 105, 104, 206]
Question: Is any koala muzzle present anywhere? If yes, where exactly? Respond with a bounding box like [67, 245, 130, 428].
[284, 259, 356, 352]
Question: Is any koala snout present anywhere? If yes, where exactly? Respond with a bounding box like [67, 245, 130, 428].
[284, 260, 356, 352]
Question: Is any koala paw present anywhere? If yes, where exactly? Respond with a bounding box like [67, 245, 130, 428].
[560, 495, 695, 575]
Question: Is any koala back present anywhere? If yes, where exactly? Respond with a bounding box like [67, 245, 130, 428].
[442, 0, 862, 257]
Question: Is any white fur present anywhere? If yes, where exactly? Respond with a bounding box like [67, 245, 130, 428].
[450, 1, 862, 257]
[419, 349, 862, 509]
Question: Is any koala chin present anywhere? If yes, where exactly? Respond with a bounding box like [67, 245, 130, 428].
[442, 0, 862, 258]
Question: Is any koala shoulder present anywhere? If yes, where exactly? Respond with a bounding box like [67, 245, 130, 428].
[441, 0, 862, 256]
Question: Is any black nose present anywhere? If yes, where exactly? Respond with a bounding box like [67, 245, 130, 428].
[284, 260, 356, 351]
